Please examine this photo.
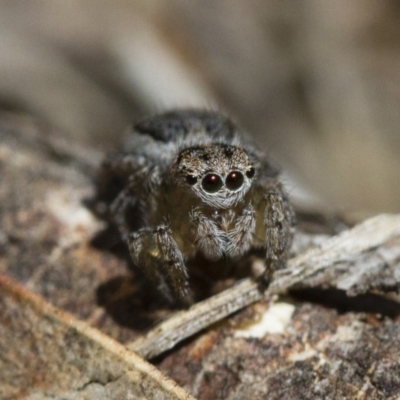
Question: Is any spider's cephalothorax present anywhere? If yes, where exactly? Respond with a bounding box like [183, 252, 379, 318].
[101, 109, 295, 306]
[172, 144, 255, 209]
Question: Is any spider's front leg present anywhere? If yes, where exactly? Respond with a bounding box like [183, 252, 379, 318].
[227, 205, 256, 258]
[109, 180, 137, 240]
[260, 179, 295, 276]
[128, 225, 192, 306]
[100, 153, 150, 239]
[189, 209, 225, 261]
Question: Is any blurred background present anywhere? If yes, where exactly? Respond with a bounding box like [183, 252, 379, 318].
[1, 0, 400, 214]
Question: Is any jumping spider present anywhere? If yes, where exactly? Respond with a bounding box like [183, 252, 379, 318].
[100, 109, 295, 306]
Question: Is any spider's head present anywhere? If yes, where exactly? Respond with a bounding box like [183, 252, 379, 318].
[174, 144, 256, 208]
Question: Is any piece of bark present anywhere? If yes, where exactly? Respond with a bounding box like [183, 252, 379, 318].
[0, 273, 194, 400]
[157, 302, 400, 399]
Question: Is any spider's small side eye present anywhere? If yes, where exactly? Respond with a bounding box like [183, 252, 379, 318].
[186, 175, 198, 185]
[246, 167, 255, 178]
[202, 174, 223, 193]
[226, 171, 244, 190]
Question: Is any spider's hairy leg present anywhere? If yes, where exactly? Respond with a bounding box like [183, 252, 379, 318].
[128, 225, 192, 307]
[227, 205, 256, 257]
[102, 153, 148, 175]
[261, 180, 294, 276]
[109, 181, 136, 240]
[153, 224, 192, 306]
[128, 228, 175, 303]
[189, 209, 225, 261]
[101, 151, 154, 237]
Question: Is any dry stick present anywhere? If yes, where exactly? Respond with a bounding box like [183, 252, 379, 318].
[128, 214, 400, 359]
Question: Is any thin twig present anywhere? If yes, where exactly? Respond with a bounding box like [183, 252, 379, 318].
[127, 214, 400, 359]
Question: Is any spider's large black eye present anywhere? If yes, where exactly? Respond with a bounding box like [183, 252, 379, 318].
[202, 174, 223, 193]
[246, 167, 255, 178]
[186, 175, 198, 185]
[226, 171, 244, 191]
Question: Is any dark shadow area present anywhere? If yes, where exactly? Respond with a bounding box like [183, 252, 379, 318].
[94, 253, 257, 332]
[290, 288, 400, 319]
[89, 223, 129, 259]
[96, 274, 181, 331]
[294, 209, 350, 235]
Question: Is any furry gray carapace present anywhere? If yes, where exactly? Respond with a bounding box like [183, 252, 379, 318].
[100, 109, 295, 306]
